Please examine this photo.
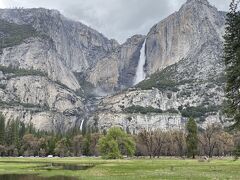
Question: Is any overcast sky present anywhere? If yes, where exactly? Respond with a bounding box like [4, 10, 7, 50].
[0, 0, 231, 43]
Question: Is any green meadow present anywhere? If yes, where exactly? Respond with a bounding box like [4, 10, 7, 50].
[0, 157, 239, 180]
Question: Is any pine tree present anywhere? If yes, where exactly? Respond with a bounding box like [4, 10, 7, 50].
[47, 135, 57, 155]
[5, 120, 11, 146]
[7, 120, 19, 146]
[224, 0, 240, 129]
[19, 122, 26, 139]
[82, 133, 91, 156]
[0, 113, 5, 145]
[186, 118, 198, 159]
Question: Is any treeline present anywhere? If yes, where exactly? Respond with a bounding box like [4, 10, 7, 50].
[0, 113, 239, 159]
[0, 65, 47, 78]
[0, 19, 50, 52]
[0, 113, 101, 157]
[137, 119, 239, 159]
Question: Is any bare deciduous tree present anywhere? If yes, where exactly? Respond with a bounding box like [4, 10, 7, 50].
[199, 124, 222, 158]
[138, 129, 155, 158]
[153, 130, 167, 158]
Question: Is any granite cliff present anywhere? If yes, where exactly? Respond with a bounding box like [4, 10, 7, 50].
[87, 0, 227, 132]
[0, 0, 228, 132]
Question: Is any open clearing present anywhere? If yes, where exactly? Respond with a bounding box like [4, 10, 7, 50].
[0, 157, 239, 180]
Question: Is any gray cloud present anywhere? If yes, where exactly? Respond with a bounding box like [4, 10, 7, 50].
[1, 0, 231, 43]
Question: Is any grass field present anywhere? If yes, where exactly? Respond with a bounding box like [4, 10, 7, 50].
[0, 157, 239, 180]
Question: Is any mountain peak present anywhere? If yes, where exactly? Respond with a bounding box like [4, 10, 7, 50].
[180, 0, 217, 13]
[186, 0, 209, 4]
[183, 0, 214, 9]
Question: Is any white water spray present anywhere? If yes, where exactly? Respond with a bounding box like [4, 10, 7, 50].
[134, 39, 146, 85]
[80, 119, 84, 131]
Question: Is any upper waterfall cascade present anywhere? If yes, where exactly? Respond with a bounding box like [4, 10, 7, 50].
[134, 40, 146, 85]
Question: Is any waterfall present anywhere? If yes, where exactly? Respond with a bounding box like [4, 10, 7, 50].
[80, 119, 84, 131]
[134, 39, 146, 85]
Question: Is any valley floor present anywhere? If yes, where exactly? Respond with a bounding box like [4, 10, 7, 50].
[0, 157, 239, 180]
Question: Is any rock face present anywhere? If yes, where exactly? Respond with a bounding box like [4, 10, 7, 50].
[87, 35, 145, 93]
[0, 9, 99, 131]
[87, 0, 227, 131]
[0, 8, 145, 92]
[0, 8, 145, 131]
[0, 0, 228, 132]
[0, 74, 84, 133]
[89, 112, 185, 134]
[91, 84, 224, 132]
[0, 37, 80, 90]
[0, 8, 118, 73]
[145, 0, 225, 74]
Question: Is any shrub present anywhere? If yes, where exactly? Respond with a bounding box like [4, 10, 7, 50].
[181, 105, 220, 118]
[0, 19, 39, 51]
[98, 127, 135, 159]
[137, 64, 179, 92]
[124, 105, 163, 114]
[165, 108, 179, 114]
[0, 65, 47, 77]
[0, 100, 50, 111]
